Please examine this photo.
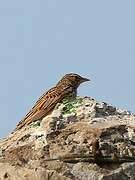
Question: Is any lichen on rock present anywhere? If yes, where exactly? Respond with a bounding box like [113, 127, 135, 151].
[0, 96, 135, 180]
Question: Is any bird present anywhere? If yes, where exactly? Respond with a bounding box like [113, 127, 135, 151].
[16, 73, 90, 130]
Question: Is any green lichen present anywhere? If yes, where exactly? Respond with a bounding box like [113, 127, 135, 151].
[49, 119, 57, 130]
[54, 97, 83, 115]
[62, 97, 83, 115]
[62, 103, 75, 115]
[32, 120, 41, 128]
[0, 148, 4, 157]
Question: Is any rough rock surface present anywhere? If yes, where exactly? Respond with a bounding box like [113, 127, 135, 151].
[0, 96, 135, 180]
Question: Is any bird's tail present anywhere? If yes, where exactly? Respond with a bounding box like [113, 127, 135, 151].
[15, 117, 33, 130]
[15, 109, 52, 131]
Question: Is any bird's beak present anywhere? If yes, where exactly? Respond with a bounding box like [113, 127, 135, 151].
[81, 77, 90, 82]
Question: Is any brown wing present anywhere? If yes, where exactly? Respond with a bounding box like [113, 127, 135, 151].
[16, 85, 72, 130]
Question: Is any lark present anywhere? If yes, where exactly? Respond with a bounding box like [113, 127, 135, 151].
[16, 73, 90, 130]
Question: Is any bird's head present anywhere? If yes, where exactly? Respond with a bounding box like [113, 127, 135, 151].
[57, 73, 90, 88]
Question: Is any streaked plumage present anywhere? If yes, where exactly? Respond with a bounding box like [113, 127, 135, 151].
[16, 73, 89, 130]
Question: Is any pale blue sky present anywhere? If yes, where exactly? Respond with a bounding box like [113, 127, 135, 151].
[0, 1, 135, 138]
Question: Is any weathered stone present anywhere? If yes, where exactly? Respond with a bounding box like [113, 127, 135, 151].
[0, 96, 135, 179]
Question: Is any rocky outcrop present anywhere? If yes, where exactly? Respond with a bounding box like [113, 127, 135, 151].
[0, 97, 135, 180]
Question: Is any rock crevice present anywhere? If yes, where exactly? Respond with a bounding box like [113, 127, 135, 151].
[0, 97, 135, 180]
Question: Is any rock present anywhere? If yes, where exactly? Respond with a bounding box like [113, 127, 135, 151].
[0, 96, 135, 179]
